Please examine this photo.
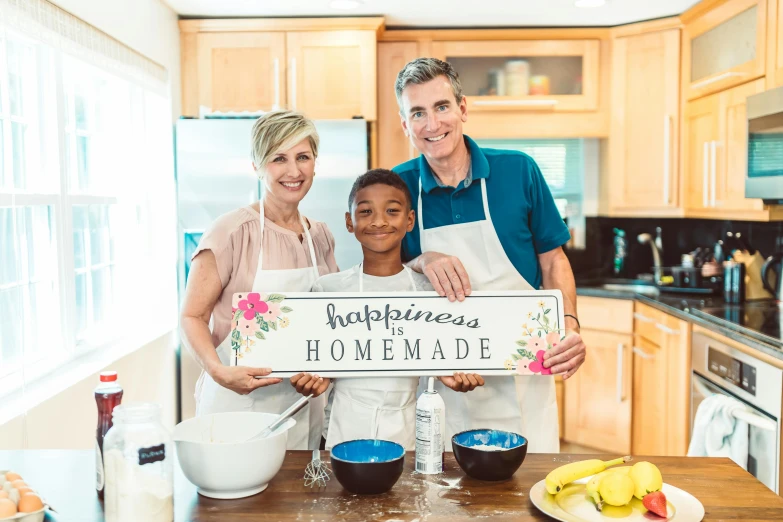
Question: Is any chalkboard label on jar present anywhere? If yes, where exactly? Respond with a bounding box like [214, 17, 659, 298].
[138, 444, 166, 466]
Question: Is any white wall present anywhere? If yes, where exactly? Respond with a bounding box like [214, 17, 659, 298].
[50, 0, 182, 118]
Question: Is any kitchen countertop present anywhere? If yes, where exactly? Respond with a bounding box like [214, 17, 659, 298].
[3, 450, 783, 521]
[576, 283, 783, 361]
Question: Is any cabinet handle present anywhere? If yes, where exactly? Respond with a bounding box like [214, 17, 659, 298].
[691, 71, 747, 90]
[290, 57, 297, 111]
[702, 142, 709, 208]
[633, 312, 653, 323]
[663, 115, 671, 205]
[272, 58, 280, 110]
[633, 347, 655, 360]
[473, 99, 558, 107]
[654, 323, 679, 335]
[616, 343, 625, 403]
[710, 141, 718, 207]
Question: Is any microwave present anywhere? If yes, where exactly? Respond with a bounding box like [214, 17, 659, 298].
[746, 86, 783, 204]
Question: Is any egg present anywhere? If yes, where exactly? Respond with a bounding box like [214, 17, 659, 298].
[0, 498, 17, 518]
[10, 480, 26, 489]
[18, 493, 43, 513]
[3, 472, 21, 482]
[0, 491, 7, 499]
[16, 486, 32, 497]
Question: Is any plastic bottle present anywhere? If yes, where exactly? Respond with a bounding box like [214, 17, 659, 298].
[95, 371, 123, 498]
[613, 228, 627, 276]
[415, 377, 445, 474]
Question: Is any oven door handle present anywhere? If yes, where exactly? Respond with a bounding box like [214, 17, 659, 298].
[732, 408, 778, 432]
[693, 376, 777, 432]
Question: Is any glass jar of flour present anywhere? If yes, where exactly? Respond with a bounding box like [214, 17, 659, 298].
[103, 403, 173, 522]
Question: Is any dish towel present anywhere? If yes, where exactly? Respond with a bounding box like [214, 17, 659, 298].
[687, 394, 749, 470]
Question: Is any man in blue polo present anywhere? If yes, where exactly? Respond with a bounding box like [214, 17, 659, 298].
[394, 58, 587, 453]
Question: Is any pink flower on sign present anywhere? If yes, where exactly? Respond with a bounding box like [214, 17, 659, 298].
[546, 332, 562, 349]
[528, 337, 547, 351]
[529, 350, 552, 375]
[238, 293, 268, 319]
[236, 315, 259, 335]
[260, 302, 281, 320]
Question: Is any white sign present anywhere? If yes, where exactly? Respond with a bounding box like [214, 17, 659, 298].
[229, 290, 565, 378]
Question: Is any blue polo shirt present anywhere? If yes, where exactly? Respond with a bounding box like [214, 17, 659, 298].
[393, 135, 571, 289]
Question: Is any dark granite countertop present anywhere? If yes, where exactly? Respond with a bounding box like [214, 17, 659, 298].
[576, 284, 783, 362]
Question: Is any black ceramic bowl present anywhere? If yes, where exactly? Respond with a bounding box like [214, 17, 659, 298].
[330, 439, 405, 494]
[452, 429, 528, 481]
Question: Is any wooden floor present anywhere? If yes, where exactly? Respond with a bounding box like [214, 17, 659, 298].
[560, 439, 602, 454]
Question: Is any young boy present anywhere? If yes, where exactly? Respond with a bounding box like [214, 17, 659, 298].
[291, 169, 432, 450]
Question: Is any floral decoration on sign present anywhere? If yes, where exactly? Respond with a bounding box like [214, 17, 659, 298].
[505, 301, 564, 375]
[230, 293, 293, 364]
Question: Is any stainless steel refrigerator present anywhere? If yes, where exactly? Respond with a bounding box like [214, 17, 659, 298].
[174, 117, 369, 420]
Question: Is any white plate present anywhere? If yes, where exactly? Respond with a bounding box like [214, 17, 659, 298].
[529, 476, 705, 522]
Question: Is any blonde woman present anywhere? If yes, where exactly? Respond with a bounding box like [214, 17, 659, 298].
[181, 110, 339, 450]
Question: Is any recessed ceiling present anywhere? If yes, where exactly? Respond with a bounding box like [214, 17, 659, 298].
[163, 0, 701, 27]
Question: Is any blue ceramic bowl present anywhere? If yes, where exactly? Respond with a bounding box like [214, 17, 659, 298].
[330, 439, 405, 494]
[452, 429, 528, 481]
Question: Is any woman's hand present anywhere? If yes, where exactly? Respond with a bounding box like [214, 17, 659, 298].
[212, 365, 283, 395]
[438, 372, 484, 393]
[412, 252, 471, 302]
[290, 373, 331, 398]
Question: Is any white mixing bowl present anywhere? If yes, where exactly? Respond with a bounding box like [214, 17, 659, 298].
[173, 412, 295, 499]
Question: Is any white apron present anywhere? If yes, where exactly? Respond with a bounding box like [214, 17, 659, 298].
[325, 264, 419, 450]
[195, 212, 326, 450]
[418, 178, 560, 453]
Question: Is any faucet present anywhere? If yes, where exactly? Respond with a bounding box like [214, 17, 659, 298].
[638, 228, 663, 284]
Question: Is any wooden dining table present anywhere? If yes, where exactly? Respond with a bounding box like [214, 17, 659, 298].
[2, 450, 783, 521]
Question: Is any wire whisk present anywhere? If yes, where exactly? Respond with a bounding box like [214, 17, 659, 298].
[304, 449, 332, 488]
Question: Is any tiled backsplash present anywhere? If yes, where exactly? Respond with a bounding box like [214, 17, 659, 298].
[567, 217, 783, 281]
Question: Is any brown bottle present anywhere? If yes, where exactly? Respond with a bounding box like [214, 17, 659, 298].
[95, 371, 123, 498]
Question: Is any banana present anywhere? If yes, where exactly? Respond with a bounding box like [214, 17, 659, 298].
[585, 466, 631, 510]
[545, 456, 631, 495]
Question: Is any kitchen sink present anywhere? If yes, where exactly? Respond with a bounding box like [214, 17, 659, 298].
[600, 283, 660, 296]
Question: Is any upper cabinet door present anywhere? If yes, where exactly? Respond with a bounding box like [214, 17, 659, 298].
[193, 32, 286, 114]
[609, 29, 681, 216]
[286, 31, 377, 121]
[377, 42, 421, 169]
[431, 40, 600, 112]
[683, 92, 720, 214]
[683, 0, 767, 100]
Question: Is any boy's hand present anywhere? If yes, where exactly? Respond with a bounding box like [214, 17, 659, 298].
[438, 372, 484, 393]
[290, 372, 331, 397]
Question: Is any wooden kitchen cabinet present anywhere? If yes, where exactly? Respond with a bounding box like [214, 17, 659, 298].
[631, 302, 692, 456]
[187, 32, 286, 115]
[564, 297, 633, 453]
[608, 29, 681, 217]
[179, 18, 383, 119]
[683, 0, 767, 100]
[431, 39, 600, 112]
[768, 0, 783, 85]
[564, 328, 633, 454]
[684, 78, 783, 220]
[287, 31, 377, 120]
[377, 42, 420, 169]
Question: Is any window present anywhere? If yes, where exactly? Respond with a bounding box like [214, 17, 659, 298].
[0, 5, 175, 398]
[475, 138, 594, 248]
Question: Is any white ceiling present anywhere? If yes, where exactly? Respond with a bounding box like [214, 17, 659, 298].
[163, 0, 701, 27]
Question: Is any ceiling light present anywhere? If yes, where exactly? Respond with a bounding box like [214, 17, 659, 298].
[330, 0, 363, 9]
[575, 0, 606, 7]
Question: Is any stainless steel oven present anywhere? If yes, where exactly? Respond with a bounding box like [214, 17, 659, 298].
[746, 86, 783, 204]
[691, 331, 781, 493]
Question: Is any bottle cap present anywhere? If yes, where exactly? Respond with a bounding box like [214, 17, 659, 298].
[100, 371, 118, 382]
